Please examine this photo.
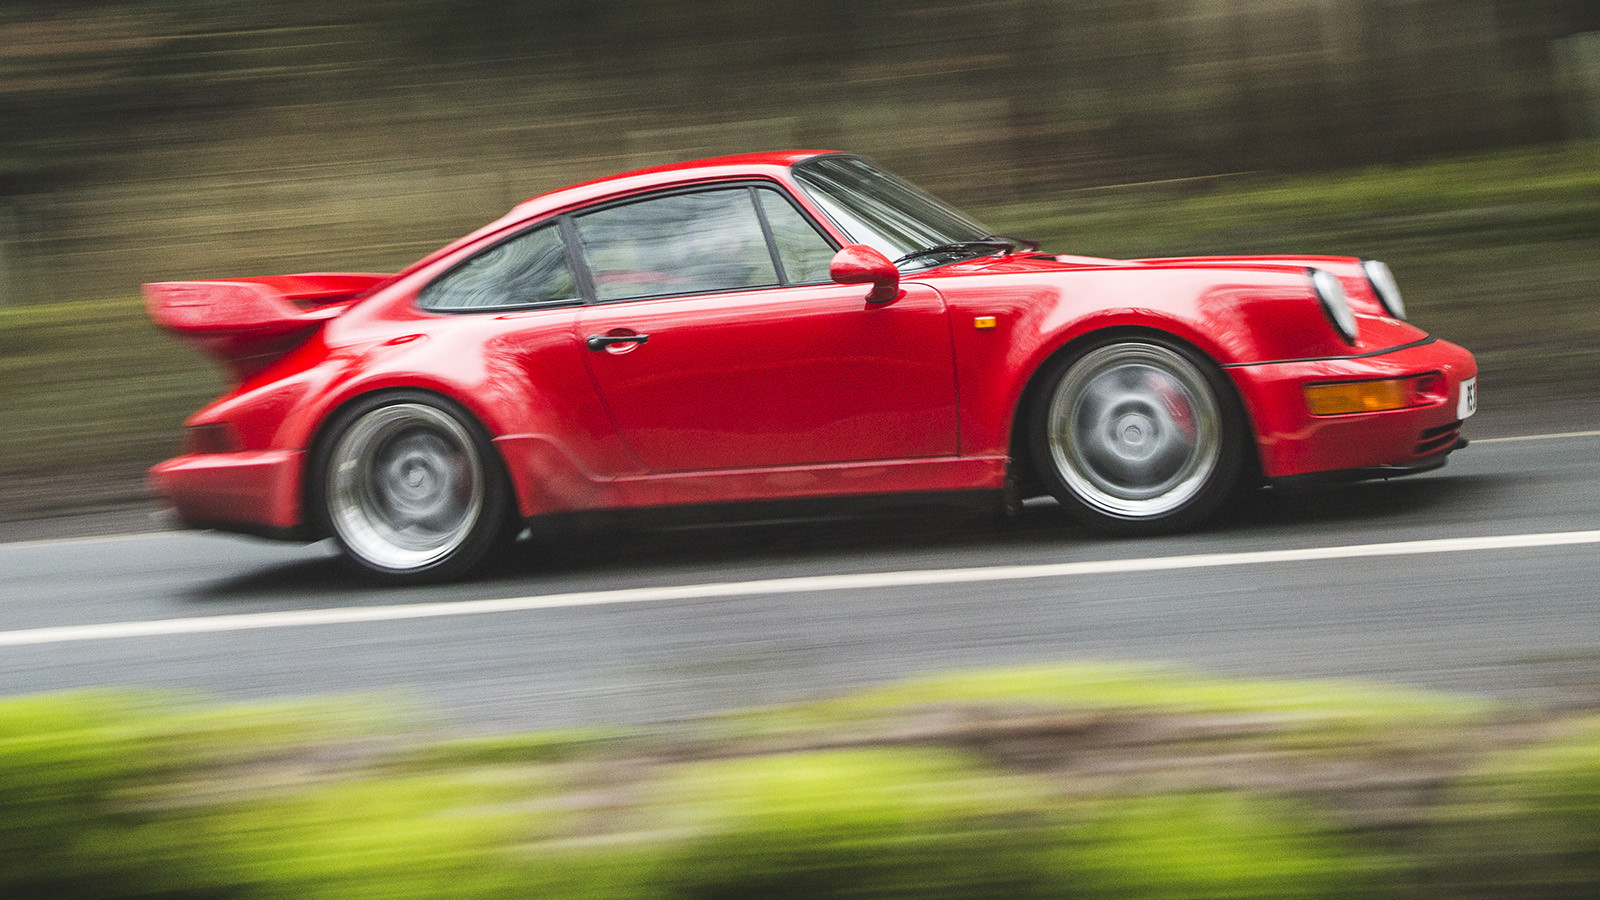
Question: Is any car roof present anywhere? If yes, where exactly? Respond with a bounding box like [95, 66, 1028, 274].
[543, 150, 835, 198]
[510, 150, 838, 217]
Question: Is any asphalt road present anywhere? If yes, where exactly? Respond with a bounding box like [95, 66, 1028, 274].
[2, 427, 1599, 731]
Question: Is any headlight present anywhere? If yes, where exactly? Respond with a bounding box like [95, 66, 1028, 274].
[1361, 259, 1406, 320]
[1309, 268, 1358, 345]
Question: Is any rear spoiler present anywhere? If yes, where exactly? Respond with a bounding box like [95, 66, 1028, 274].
[145, 273, 389, 381]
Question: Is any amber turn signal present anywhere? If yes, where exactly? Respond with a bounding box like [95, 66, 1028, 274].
[1303, 373, 1447, 416]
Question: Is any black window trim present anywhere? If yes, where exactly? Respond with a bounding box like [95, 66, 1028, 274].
[414, 219, 586, 316]
[788, 152, 991, 270]
[414, 178, 842, 314]
[751, 184, 842, 288]
[749, 185, 788, 286]
[788, 152, 872, 249]
[568, 179, 842, 307]
[557, 215, 598, 305]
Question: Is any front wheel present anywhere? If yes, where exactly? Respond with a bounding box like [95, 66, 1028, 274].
[1029, 336, 1246, 534]
[316, 393, 513, 583]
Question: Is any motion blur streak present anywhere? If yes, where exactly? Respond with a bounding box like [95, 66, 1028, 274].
[2, 529, 1597, 648]
[1474, 429, 1600, 444]
[3, 1, 1597, 304]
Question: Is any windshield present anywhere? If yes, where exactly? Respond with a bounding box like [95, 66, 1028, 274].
[791, 156, 992, 268]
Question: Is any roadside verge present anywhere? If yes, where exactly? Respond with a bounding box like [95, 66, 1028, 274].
[6, 662, 1598, 899]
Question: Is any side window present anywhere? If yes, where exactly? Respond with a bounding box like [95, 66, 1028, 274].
[757, 190, 837, 285]
[419, 224, 576, 311]
[574, 189, 779, 302]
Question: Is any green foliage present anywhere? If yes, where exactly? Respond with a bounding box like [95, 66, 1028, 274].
[204, 775, 530, 900]
[1056, 792, 1393, 900]
[401, 726, 635, 768]
[1, 669, 1597, 900]
[644, 748, 1055, 900]
[1435, 716, 1600, 899]
[720, 661, 1492, 743]
[0, 692, 209, 899]
[0, 690, 529, 900]
[635, 749, 1393, 900]
[0, 690, 359, 899]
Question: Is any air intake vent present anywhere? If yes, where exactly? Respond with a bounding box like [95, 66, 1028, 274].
[1416, 421, 1462, 455]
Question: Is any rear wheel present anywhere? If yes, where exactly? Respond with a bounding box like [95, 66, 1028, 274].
[317, 393, 513, 583]
[1029, 336, 1245, 534]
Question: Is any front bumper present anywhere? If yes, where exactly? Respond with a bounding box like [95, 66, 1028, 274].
[148, 449, 307, 539]
[1227, 337, 1478, 480]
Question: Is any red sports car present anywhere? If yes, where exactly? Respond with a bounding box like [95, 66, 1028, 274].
[147, 151, 1477, 582]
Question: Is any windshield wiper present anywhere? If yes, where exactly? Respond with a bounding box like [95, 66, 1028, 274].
[981, 233, 1040, 252]
[893, 239, 1017, 266]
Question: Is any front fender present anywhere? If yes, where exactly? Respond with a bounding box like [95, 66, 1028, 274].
[933, 264, 1428, 459]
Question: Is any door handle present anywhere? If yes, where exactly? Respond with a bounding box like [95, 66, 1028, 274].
[586, 332, 649, 351]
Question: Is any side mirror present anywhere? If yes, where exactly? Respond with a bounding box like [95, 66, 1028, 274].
[829, 244, 901, 304]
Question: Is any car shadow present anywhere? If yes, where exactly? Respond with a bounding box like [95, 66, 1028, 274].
[505, 503, 1077, 574]
[187, 552, 361, 598]
[185, 469, 1528, 603]
[1223, 471, 1535, 530]
[184, 499, 1083, 604]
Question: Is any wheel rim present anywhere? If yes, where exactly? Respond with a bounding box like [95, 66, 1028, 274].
[327, 403, 485, 571]
[1046, 343, 1222, 519]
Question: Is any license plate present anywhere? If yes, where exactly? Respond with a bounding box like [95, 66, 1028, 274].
[1457, 376, 1477, 419]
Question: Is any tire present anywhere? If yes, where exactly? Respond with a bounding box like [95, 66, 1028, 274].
[1028, 334, 1245, 534]
[313, 392, 514, 583]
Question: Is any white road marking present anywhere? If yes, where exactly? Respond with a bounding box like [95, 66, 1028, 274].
[1473, 429, 1600, 444]
[1, 530, 1598, 648]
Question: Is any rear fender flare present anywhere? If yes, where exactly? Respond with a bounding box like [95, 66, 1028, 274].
[300, 386, 519, 540]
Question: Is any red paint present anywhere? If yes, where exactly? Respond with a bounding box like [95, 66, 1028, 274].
[1227, 336, 1476, 477]
[147, 151, 1478, 537]
[828, 244, 901, 304]
[576, 282, 957, 473]
[146, 273, 386, 381]
[149, 450, 303, 531]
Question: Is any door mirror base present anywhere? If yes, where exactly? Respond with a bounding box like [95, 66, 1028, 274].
[830, 245, 901, 304]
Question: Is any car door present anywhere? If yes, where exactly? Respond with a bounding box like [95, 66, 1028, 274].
[573, 184, 959, 473]
[413, 219, 642, 481]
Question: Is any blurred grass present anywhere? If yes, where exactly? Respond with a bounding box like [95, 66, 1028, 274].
[1055, 792, 1395, 900]
[3, 143, 1598, 519]
[715, 661, 1494, 746]
[1432, 715, 1600, 898]
[6, 662, 1583, 900]
[643, 748, 1059, 900]
[0, 690, 394, 898]
[397, 726, 640, 768]
[0, 298, 221, 517]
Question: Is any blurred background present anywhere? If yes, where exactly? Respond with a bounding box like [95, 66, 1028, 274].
[2, 0, 1599, 518]
[4, 0, 1599, 290]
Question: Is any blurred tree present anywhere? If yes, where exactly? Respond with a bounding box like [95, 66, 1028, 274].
[2, 0, 1596, 306]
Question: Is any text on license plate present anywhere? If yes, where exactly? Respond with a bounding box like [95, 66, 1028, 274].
[1457, 376, 1477, 419]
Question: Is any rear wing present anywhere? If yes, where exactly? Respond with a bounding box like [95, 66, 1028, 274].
[145, 273, 388, 381]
